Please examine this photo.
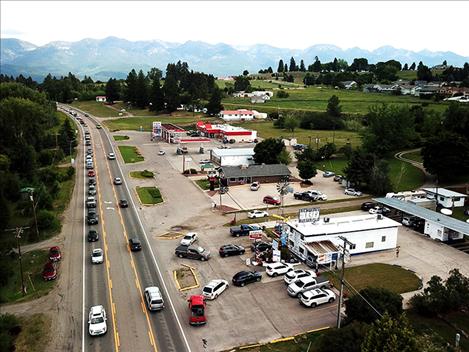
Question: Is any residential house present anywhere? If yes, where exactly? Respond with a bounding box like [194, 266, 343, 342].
[422, 188, 468, 208]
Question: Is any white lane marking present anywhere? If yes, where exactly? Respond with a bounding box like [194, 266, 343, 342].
[104, 201, 113, 204]
[106, 207, 115, 211]
[100, 123, 193, 352]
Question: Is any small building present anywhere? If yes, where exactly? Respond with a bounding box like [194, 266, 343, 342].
[286, 214, 400, 265]
[196, 122, 257, 142]
[211, 148, 255, 167]
[422, 188, 467, 208]
[220, 164, 291, 185]
[341, 81, 357, 89]
[95, 96, 107, 102]
[220, 109, 255, 121]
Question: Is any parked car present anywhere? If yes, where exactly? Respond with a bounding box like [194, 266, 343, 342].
[85, 140, 91, 146]
[88, 230, 99, 242]
[88, 186, 97, 196]
[299, 288, 336, 308]
[144, 286, 165, 311]
[88, 305, 107, 336]
[287, 276, 330, 297]
[129, 238, 142, 251]
[188, 295, 206, 326]
[113, 177, 122, 185]
[49, 246, 62, 262]
[251, 241, 272, 253]
[118, 199, 128, 208]
[219, 244, 245, 257]
[42, 261, 57, 281]
[91, 248, 104, 264]
[250, 182, 260, 191]
[306, 190, 327, 201]
[232, 271, 262, 287]
[369, 206, 391, 215]
[293, 144, 306, 151]
[199, 159, 211, 164]
[263, 195, 281, 205]
[158, 150, 165, 155]
[361, 202, 378, 211]
[180, 232, 198, 246]
[86, 196, 97, 208]
[230, 224, 263, 237]
[88, 178, 96, 186]
[96, 124, 102, 129]
[344, 188, 363, 196]
[88, 170, 95, 177]
[323, 171, 335, 177]
[202, 279, 229, 300]
[284, 269, 317, 285]
[248, 210, 269, 219]
[333, 175, 343, 182]
[294, 192, 318, 202]
[87, 209, 99, 225]
[175, 245, 210, 261]
[265, 262, 294, 277]
[108, 152, 115, 160]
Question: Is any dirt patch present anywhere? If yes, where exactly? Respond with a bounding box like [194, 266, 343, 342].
[170, 225, 195, 232]
[157, 232, 183, 239]
[175, 266, 198, 290]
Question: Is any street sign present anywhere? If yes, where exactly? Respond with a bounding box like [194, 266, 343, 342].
[299, 208, 320, 223]
[248, 230, 263, 240]
[272, 249, 281, 262]
[272, 239, 279, 250]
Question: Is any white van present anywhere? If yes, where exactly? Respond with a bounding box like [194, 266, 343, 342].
[144, 287, 164, 311]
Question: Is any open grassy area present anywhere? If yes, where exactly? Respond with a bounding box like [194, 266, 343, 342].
[130, 170, 154, 179]
[325, 263, 421, 295]
[71, 100, 120, 117]
[15, 313, 51, 352]
[118, 146, 144, 163]
[104, 112, 214, 131]
[0, 250, 57, 303]
[113, 135, 129, 141]
[111, 101, 159, 117]
[195, 179, 212, 190]
[222, 86, 448, 115]
[401, 149, 423, 163]
[136, 187, 163, 204]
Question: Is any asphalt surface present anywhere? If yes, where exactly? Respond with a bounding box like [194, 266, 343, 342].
[63, 106, 190, 352]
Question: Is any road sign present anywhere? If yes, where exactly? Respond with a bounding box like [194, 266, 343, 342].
[272, 249, 281, 262]
[248, 230, 263, 240]
[272, 239, 279, 250]
[299, 208, 320, 223]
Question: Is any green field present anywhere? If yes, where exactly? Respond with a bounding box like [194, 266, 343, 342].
[0, 250, 57, 303]
[136, 187, 163, 204]
[111, 102, 159, 117]
[113, 135, 129, 141]
[222, 86, 448, 115]
[71, 100, 120, 117]
[118, 146, 144, 163]
[325, 263, 421, 295]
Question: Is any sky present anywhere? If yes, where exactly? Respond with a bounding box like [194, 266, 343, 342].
[2, 1, 469, 56]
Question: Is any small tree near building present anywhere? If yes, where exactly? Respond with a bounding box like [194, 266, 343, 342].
[297, 160, 317, 182]
[327, 95, 341, 117]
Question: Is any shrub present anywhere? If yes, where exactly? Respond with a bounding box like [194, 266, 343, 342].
[277, 90, 289, 98]
[36, 210, 61, 232]
[190, 168, 197, 174]
[141, 170, 154, 178]
[183, 169, 190, 174]
[0, 313, 21, 352]
[66, 166, 75, 179]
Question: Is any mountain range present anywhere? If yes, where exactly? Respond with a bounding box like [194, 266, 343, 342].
[1, 37, 468, 81]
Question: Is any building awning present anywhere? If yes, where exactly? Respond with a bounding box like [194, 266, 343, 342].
[305, 241, 339, 264]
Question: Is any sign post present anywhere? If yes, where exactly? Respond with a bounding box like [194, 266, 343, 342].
[298, 208, 320, 223]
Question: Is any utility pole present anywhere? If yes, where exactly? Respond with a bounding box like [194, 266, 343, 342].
[218, 173, 224, 209]
[336, 235, 355, 328]
[5, 227, 31, 296]
[29, 191, 40, 240]
[182, 153, 186, 173]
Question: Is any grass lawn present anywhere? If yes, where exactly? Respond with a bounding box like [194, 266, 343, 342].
[136, 187, 163, 205]
[0, 250, 57, 303]
[15, 313, 51, 352]
[104, 112, 214, 131]
[53, 167, 75, 214]
[111, 101, 159, 117]
[452, 207, 469, 221]
[195, 179, 212, 190]
[325, 263, 421, 295]
[130, 170, 154, 179]
[113, 135, 129, 141]
[71, 100, 120, 117]
[401, 150, 423, 163]
[234, 120, 362, 149]
[222, 86, 448, 115]
[118, 146, 144, 163]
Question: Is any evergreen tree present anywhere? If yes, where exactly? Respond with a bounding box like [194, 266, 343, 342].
[105, 78, 120, 103]
[277, 59, 284, 73]
[403, 63, 409, 71]
[58, 118, 76, 156]
[206, 88, 223, 115]
[327, 95, 341, 117]
[135, 70, 149, 108]
[124, 69, 138, 105]
[312, 56, 322, 72]
[299, 60, 306, 72]
[148, 77, 165, 111]
[163, 74, 180, 112]
[289, 57, 297, 71]
[409, 62, 416, 70]
[284, 64, 288, 72]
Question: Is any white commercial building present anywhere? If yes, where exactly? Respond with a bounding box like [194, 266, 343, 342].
[219, 109, 267, 121]
[422, 188, 467, 208]
[210, 148, 255, 166]
[286, 214, 400, 265]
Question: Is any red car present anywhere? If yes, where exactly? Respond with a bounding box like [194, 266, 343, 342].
[188, 295, 206, 326]
[49, 246, 62, 262]
[42, 262, 57, 281]
[263, 195, 281, 205]
[88, 170, 95, 177]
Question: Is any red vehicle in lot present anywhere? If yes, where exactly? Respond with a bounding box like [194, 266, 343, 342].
[188, 295, 206, 326]
[42, 261, 57, 281]
[88, 170, 95, 177]
[49, 246, 62, 262]
[263, 195, 281, 205]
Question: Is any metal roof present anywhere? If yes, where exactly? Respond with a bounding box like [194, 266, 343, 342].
[374, 197, 469, 235]
[422, 188, 468, 198]
[212, 148, 255, 157]
[221, 164, 291, 178]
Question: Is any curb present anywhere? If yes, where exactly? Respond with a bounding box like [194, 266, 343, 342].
[173, 264, 200, 292]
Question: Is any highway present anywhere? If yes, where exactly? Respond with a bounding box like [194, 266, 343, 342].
[62, 105, 190, 352]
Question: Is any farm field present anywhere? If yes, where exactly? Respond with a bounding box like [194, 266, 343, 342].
[222, 86, 448, 114]
[71, 100, 120, 117]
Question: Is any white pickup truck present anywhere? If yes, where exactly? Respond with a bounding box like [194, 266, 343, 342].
[287, 276, 330, 297]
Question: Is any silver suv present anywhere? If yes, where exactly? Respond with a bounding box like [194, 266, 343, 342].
[144, 286, 164, 311]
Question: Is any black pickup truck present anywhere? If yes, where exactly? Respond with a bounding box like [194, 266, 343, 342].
[230, 224, 263, 237]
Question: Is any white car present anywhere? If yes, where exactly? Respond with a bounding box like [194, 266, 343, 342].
[180, 232, 198, 246]
[306, 190, 328, 201]
[202, 279, 229, 300]
[199, 159, 211, 164]
[113, 177, 122, 185]
[88, 305, 107, 336]
[344, 188, 362, 196]
[158, 150, 165, 155]
[265, 262, 294, 277]
[248, 210, 269, 219]
[91, 248, 104, 264]
[299, 288, 336, 308]
[284, 269, 317, 285]
[250, 182, 260, 191]
[108, 152, 116, 160]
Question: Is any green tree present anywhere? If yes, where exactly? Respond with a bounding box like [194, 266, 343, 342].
[403, 63, 409, 70]
[327, 95, 341, 117]
[361, 313, 420, 352]
[105, 78, 120, 103]
[277, 59, 284, 73]
[417, 61, 433, 81]
[312, 56, 322, 72]
[297, 160, 317, 181]
[253, 138, 285, 164]
[278, 149, 292, 165]
[289, 57, 297, 71]
[148, 76, 165, 111]
[163, 74, 180, 112]
[345, 287, 403, 324]
[299, 59, 306, 72]
[206, 88, 223, 115]
[242, 70, 249, 76]
[317, 143, 337, 160]
[58, 118, 76, 155]
[233, 75, 251, 91]
[135, 70, 149, 108]
[344, 149, 375, 189]
[124, 69, 138, 104]
[296, 146, 317, 163]
[284, 116, 298, 133]
[409, 62, 416, 70]
[368, 160, 393, 195]
[316, 322, 368, 352]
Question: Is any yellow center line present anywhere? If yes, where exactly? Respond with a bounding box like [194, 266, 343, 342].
[98, 130, 159, 352]
[92, 136, 119, 352]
